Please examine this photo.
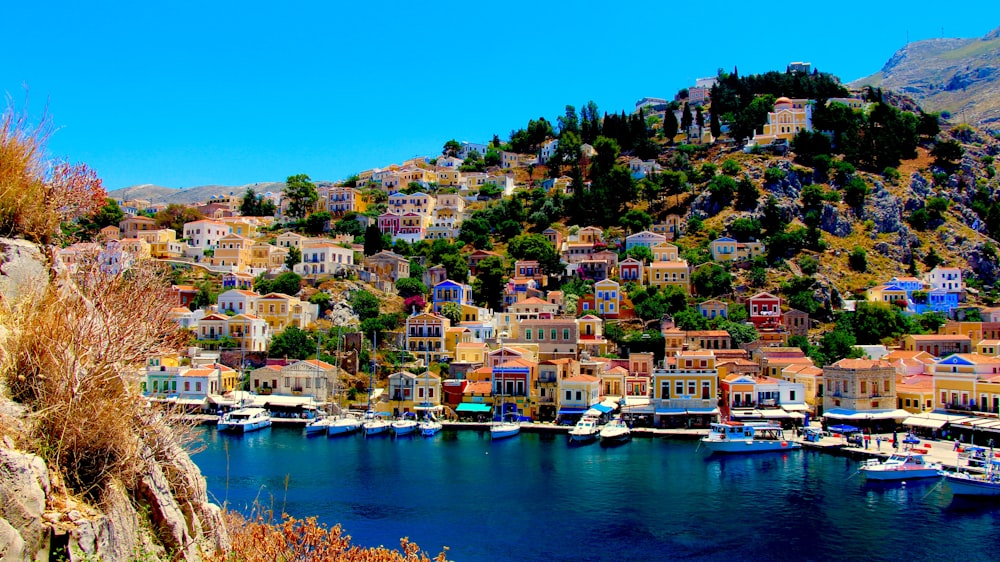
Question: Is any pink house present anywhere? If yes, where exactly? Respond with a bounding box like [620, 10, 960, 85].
[377, 212, 402, 236]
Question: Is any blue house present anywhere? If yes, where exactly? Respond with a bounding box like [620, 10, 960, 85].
[432, 279, 473, 314]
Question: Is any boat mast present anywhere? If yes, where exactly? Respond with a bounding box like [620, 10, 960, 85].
[367, 331, 376, 412]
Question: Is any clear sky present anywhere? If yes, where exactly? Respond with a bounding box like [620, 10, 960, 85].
[3, 2, 997, 191]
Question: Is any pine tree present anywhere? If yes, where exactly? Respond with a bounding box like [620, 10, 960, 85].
[681, 102, 693, 131]
[710, 108, 721, 138]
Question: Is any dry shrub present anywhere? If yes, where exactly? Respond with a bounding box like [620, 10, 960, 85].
[0, 101, 105, 244]
[217, 509, 449, 562]
[0, 250, 188, 498]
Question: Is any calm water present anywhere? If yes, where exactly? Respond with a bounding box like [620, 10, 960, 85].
[192, 427, 1000, 561]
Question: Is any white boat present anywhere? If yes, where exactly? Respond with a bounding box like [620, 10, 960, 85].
[569, 416, 601, 443]
[327, 414, 362, 437]
[859, 452, 942, 481]
[944, 447, 1000, 497]
[419, 414, 443, 436]
[700, 421, 800, 453]
[599, 417, 631, 445]
[362, 410, 391, 436]
[490, 415, 521, 440]
[391, 412, 418, 436]
[217, 407, 271, 433]
[303, 416, 333, 436]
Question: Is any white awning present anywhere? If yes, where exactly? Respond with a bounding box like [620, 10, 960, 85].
[732, 409, 764, 418]
[759, 410, 794, 419]
[824, 409, 911, 421]
[903, 416, 948, 429]
[251, 395, 317, 408]
[781, 403, 811, 412]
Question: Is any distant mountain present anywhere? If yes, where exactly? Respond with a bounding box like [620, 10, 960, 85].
[851, 26, 1000, 128]
[107, 182, 283, 205]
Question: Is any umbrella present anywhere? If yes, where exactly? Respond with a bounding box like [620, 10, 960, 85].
[829, 424, 860, 434]
[903, 434, 920, 444]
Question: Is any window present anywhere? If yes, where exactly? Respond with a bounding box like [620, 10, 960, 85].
[675, 381, 684, 396]
[565, 390, 572, 400]
[551, 329, 557, 340]
[184, 381, 190, 392]
[563, 329, 570, 340]
[687, 381, 696, 395]
[525, 329, 532, 341]
[575, 391, 582, 401]
[790, 390, 796, 401]
[661, 381, 670, 399]
[702, 381, 711, 399]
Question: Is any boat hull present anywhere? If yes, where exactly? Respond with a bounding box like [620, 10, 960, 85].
[363, 422, 391, 436]
[419, 422, 442, 436]
[701, 439, 799, 453]
[945, 473, 1000, 496]
[490, 423, 520, 440]
[391, 421, 418, 436]
[327, 420, 361, 436]
[569, 431, 599, 443]
[218, 419, 271, 434]
[599, 431, 631, 445]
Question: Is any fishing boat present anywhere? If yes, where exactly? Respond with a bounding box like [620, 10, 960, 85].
[859, 452, 943, 481]
[362, 410, 391, 436]
[217, 407, 271, 433]
[700, 421, 800, 453]
[568, 416, 601, 443]
[419, 414, 443, 436]
[943, 447, 1000, 497]
[391, 411, 418, 436]
[599, 417, 631, 445]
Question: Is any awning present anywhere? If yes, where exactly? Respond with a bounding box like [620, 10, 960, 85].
[557, 407, 587, 415]
[456, 403, 492, 413]
[823, 408, 910, 421]
[252, 395, 317, 408]
[590, 404, 613, 414]
[759, 410, 794, 419]
[781, 404, 811, 412]
[903, 416, 948, 430]
[655, 408, 686, 415]
[732, 409, 764, 418]
[686, 407, 720, 415]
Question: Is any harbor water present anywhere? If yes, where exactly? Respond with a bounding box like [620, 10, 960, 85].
[192, 426, 1000, 561]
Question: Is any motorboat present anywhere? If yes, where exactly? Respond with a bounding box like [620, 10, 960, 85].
[599, 417, 631, 445]
[490, 414, 521, 440]
[419, 414, 443, 436]
[217, 407, 271, 433]
[568, 416, 601, 443]
[362, 410, 391, 436]
[327, 414, 362, 437]
[944, 447, 1000, 497]
[859, 452, 942, 481]
[391, 412, 418, 436]
[700, 421, 800, 453]
[303, 416, 333, 436]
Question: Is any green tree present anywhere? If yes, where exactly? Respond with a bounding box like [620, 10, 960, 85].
[285, 246, 301, 270]
[931, 139, 963, 169]
[681, 102, 693, 131]
[472, 256, 507, 311]
[440, 252, 469, 284]
[363, 224, 383, 256]
[843, 177, 870, 209]
[395, 277, 427, 299]
[79, 198, 124, 238]
[269, 272, 302, 296]
[506, 233, 562, 276]
[309, 292, 332, 315]
[155, 204, 205, 237]
[284, 174, 318, 219]
[735, 175, 759, 211]
[720, 320, 758, 346]
[729, 217, 761, 241]
[350, 290, 381, 321]
[923, 247, 943, 270]
[269, 326, 315, 360]
[440, 302, 462, 325]
[720, 159, 741, 176]
[817, 327, 857, 365]
[708, 175, 736, 203]
[305, 211, 331, 234]
[442, 139, 461, 157]
[710, 107, 721, 138]
[662, 110, 679, 142]
[692, 264, 733, 297]
[619, 209, 652, 234]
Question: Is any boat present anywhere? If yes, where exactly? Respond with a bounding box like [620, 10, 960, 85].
[943, 447, 1000, 496]
[303, 416, 333, 436]
[700, 421, 800, 453]
[568, 416, 601, 443]
[859, 452, 943, 481]
[599, 417, 631, 444]
[217, 407, 271, 433]
[490, 413, 521, 440]
[327, 413, 362, 436]
[391, 411, 418, 436]
[362, 410, 391, 436]
[419, 414, 443, 436]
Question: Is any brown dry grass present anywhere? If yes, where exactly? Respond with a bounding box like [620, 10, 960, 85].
[0, 251, 189, 498]
[0, 102, 105, 244]
[216, 509, 449, 562]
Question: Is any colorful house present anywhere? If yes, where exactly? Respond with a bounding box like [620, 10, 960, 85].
[747, 292, 782, 330]
[432, 279, 474, 314]
[651, 350, 719, 428]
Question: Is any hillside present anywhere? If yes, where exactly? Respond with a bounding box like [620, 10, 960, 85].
[851, 26, 1000, 128]
[109, 181, 287, 205]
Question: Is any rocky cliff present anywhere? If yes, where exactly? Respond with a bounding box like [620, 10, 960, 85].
[0, 238, 229, 561]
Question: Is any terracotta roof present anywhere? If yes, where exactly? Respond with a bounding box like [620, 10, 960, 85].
[563, 375, 599, 383]
[463, 381, 492, 394]
[898, 375, 934, 392]
[830, 359, 893, 370]
[906, 334, 970, 341]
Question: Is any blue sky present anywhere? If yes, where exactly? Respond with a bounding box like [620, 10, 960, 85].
[3, 2, 997, 191]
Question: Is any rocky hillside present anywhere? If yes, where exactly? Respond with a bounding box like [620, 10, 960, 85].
[852, 26, 1000, 129]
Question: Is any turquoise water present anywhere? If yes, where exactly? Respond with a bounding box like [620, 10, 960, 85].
[192, 427, 1000, 561]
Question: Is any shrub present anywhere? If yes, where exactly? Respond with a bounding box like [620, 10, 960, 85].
[764, 167, 787, 183]
[848, 246, 868, 272]
[1, 106, 105, 243]
[883, 167, 900, 182]
[799, 255, 819, 276]
[721, 159, 741, 175]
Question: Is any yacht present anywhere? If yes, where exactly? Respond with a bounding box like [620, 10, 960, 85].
[490, 414, 521, 440]
[419, 414, 443, 436]
[217, 407, 271, 433]
[599, 417, 631, 445]
[362, 410, 391, 436]
[859, 452, 942, 481]
[327, 413, 362, 437]
[303, 416, 333, 436]
[391, 412, 418, 436]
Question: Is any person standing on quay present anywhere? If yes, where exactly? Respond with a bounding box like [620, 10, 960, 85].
[876, 436, 881, 451]
[864, 433, 870, 450]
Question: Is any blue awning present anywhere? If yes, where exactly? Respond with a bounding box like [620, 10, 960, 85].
[590, 403, 613, 414]
[655, 408, 686, 415]
[456, 403, 491, 413]
[558, 408, 587, 415]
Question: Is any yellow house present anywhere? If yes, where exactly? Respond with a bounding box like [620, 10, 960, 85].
[256, 293, 315, 332]
[328, 186, 368, 218]
[454, 342, 489, 365]
[647, 260, 690, 294]
[405, 313, 451, 363]
[897, 375, 934, 413]
[938, 321, 984, 346]
[867, 284, 908, 305]
[211, 233, 254, 270]
[135, 229, 183, 259]
[653, 349, 719, 427]
[749, 97, 813, 146]
[931, 353, 1000, 412]
[444, 326, 473, 356]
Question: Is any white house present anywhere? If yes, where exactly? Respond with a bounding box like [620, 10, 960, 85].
[625, 230, 667, 251]
[294, 242, 355, 276]
[182, 220, 231, 259]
